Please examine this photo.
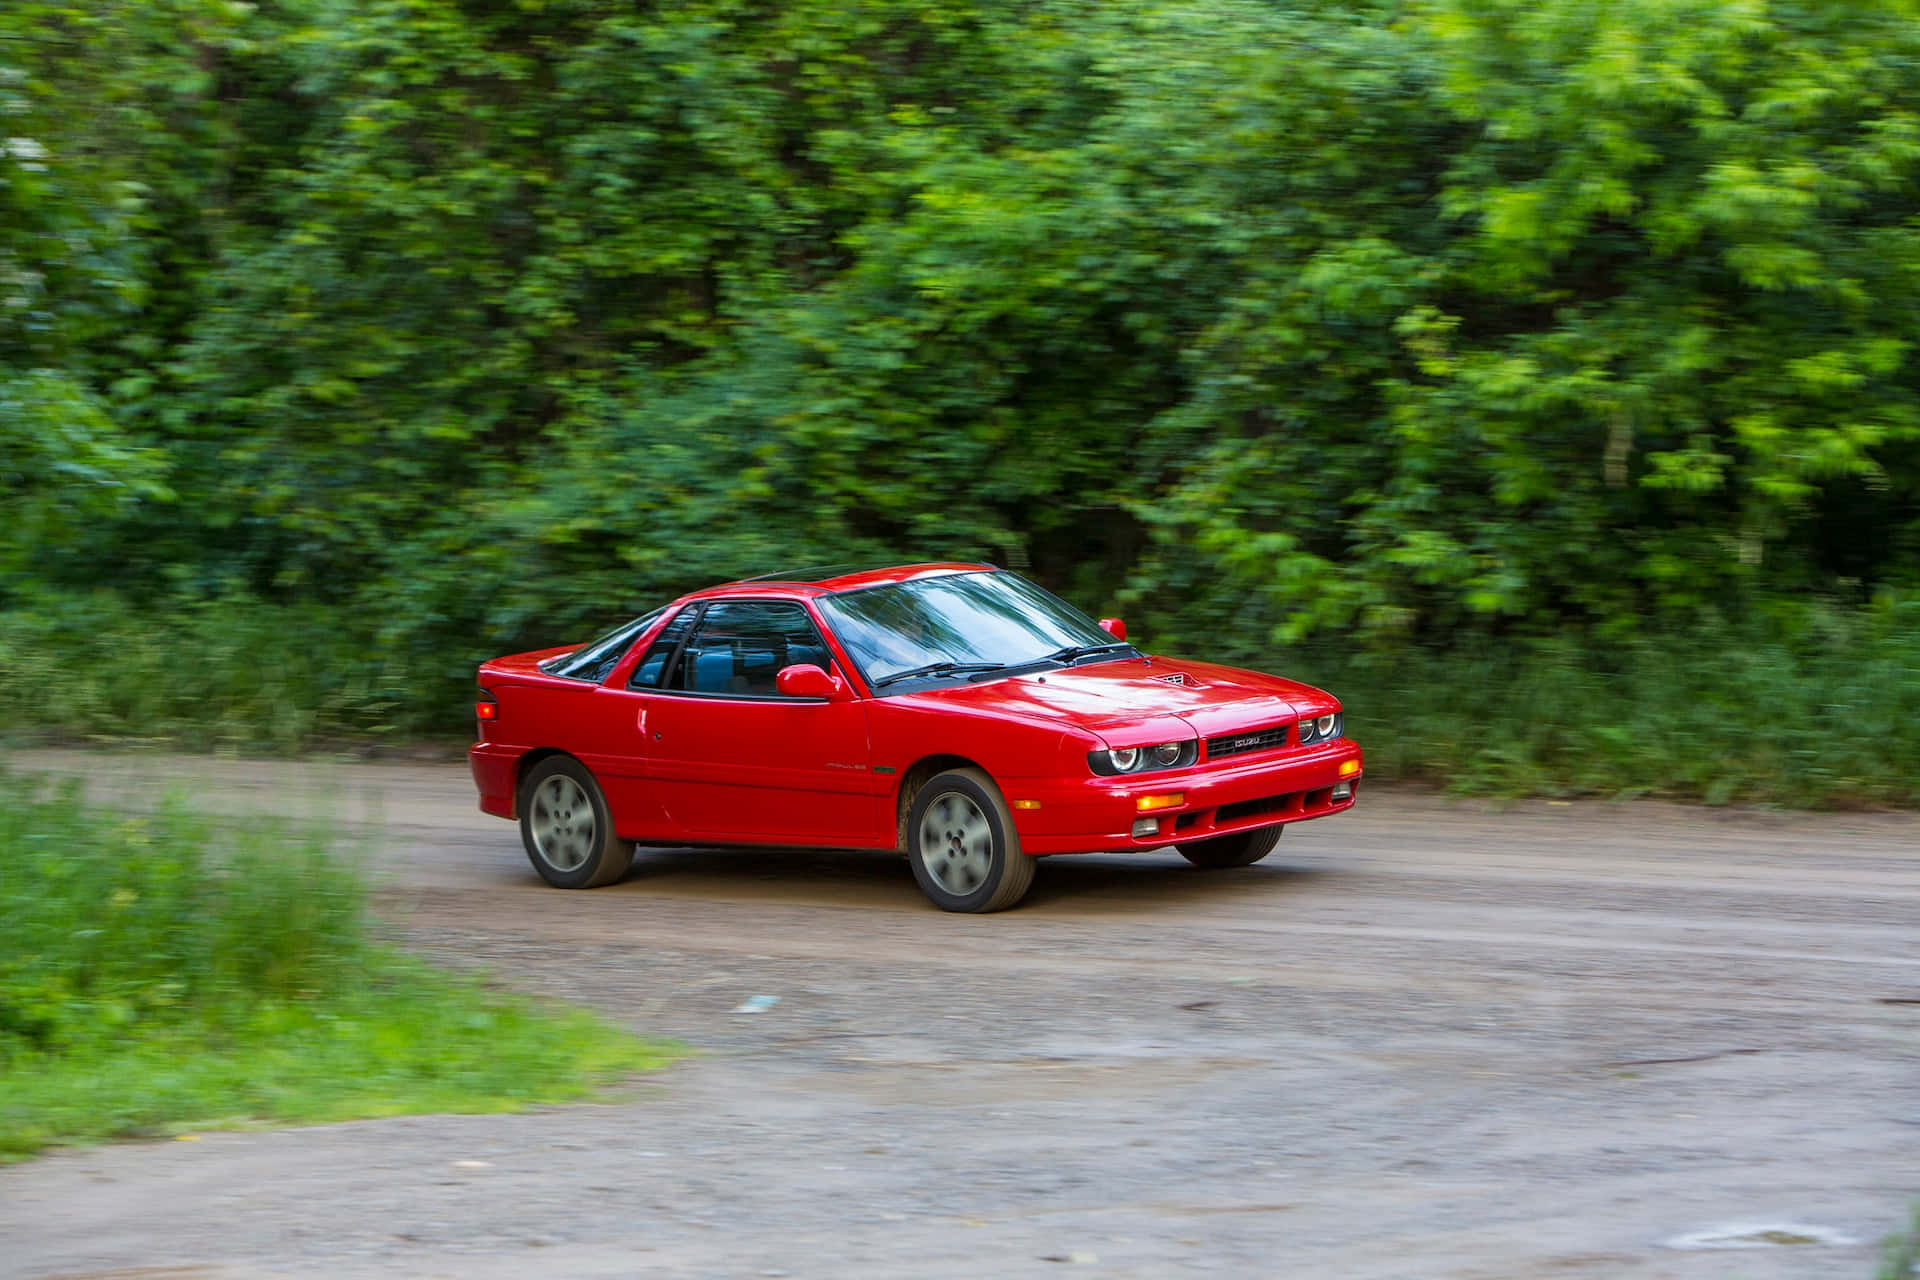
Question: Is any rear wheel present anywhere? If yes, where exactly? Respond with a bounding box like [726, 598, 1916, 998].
[519, 756, 633, 889]
[1176, 826, 1282, 869]
[905, 767, 1035, 912]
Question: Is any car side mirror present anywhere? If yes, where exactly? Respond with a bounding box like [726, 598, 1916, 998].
[776, 663, 848, 700]
[1098, 617, 1127, 641]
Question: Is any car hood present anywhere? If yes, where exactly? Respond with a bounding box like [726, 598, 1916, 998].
[894, 656, 1333, 745]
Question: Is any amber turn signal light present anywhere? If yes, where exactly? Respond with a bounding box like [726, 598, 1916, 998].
[1135, 792, 1185, 812]
[1338, 759, 1359, 777]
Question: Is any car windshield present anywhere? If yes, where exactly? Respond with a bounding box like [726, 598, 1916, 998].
[815, 571, 1134, 690]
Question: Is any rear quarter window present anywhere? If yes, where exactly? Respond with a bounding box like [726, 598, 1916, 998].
[541, 607, 666, 683]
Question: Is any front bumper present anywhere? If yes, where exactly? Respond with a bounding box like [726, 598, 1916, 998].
[1007, 739, 1362, 854]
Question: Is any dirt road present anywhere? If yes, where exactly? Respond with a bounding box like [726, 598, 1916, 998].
[3, 750, 1916, 1279]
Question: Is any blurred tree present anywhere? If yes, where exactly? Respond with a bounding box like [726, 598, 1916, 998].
[2, 0, 1918, 729]
[0, 13, 167, 590]
[1131, 0, 1920, 650]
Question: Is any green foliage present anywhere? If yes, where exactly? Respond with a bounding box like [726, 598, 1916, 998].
[3, 0, 1920, 800]
[0, 772, 673, 1158]
[1882, 1205, 1920, 1280]
[7, 584, 1918, 809]
[1316, 591, 1920, 807]
[0, 781, 364, 1054]
[0, 589, 418, 750]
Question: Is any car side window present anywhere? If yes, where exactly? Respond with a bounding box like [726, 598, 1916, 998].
[666, 601, 833, 698]
[627, 608, 696, 689]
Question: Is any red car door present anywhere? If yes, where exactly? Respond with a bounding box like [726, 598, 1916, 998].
[559, 608, 698, 839]
[636, 599, 877, 842]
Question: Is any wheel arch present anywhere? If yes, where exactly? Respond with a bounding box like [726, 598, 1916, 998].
[893, 753, 985, 851]
[513, 747, 576, 816]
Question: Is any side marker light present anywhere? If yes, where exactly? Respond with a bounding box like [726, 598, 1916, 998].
[1012, 799, 1042, 810]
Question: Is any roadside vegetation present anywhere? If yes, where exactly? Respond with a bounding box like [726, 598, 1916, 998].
[6, 590, 1919, 808]
[4, 0, 1920, 809]
[1318, 596, 1920, 807]
[1882, 1206, 1920, 1280]
[0, 772, 675, 1161]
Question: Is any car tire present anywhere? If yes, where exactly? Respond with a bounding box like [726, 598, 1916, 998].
[906, 767, 1036, 913]
[1176, 826, 1282, 869]
[519, 755, 634, 889]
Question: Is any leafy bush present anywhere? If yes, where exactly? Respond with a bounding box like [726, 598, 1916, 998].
[5, 0, 1920, 677]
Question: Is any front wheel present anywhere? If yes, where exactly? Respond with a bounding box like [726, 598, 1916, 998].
[906, 767, 1035, 912]
[1177, 826, 1282, 869]
[519, 756, 634, 889]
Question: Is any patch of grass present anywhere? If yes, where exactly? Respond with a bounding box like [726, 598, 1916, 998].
[1883, 1205, 1920, 1280]
[6, 587, 1920, 808]
[0, 773, 676, 1161]
[1287, 595, 1920, 808]
[0, 590, 430, 753]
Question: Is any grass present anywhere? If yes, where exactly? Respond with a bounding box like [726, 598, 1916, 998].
[1884, 1206, 1920, 1280]
[0, 590, 427, 753]
[1286, 595, 1920, 808]
[0, 772, 676, 1161]
[4, 588, 1920, 807]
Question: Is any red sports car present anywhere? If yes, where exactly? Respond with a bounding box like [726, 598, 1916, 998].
[470, 563, 1362, 912]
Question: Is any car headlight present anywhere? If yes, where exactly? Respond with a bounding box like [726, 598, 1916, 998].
[1298, 712, 1343, 745]
[1089, 740, 1198, 775]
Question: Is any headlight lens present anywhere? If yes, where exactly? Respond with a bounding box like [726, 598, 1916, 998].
[1298, 711, 1343, 744]
[1089, 740, 1198, 775]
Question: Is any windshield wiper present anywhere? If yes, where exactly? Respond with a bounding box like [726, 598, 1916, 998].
[872, 660, 1007, 689]
[1042, 642, 1134, 665]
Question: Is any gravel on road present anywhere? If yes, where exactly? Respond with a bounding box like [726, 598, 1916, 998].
[2, 750, 1916, 1280]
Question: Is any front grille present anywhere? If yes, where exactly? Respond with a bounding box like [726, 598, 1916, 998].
[1206, 723, 1290, 760]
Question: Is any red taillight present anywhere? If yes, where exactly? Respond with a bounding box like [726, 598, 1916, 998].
[476, 701, 497, 720]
